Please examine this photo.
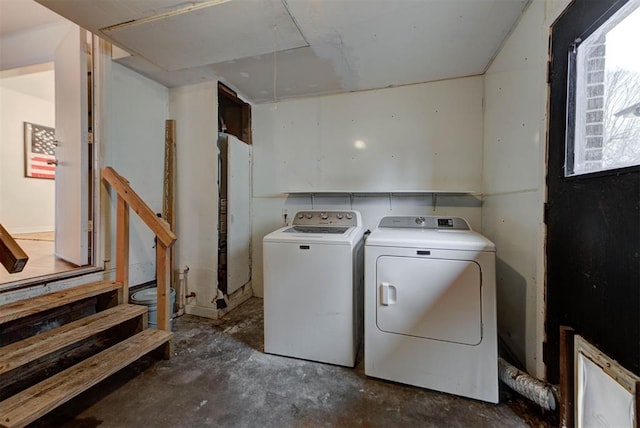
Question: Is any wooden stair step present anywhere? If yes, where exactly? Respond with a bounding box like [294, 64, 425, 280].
[0, 304, 147, 376]
[0, 328, 173, 428]
[0, 280, 122, 326]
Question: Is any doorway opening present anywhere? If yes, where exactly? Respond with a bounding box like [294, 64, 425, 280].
[0, 63, 72, 285]
[0, 26, 96, 289]
[546, 0, 639, 383]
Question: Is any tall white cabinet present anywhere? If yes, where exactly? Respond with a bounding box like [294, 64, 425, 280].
[218, 133, 252, 296]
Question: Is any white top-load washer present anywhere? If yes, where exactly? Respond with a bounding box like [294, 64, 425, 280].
[364, 215, 498, 403]
[263, 210, 365, 367]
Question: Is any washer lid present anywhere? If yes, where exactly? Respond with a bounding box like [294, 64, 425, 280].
[366, 227, 495, 252]
[264, 225, 364, 246]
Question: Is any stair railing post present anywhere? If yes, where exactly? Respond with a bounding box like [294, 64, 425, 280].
[116, 194, 130, 304]
[156, 241, 171, 331]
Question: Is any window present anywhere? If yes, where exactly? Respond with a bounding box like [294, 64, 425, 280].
[566, 0, 640, 176]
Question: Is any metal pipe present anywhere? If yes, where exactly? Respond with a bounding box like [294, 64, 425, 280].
[498, 357, 557, 411]
[174, 265, 189, 317]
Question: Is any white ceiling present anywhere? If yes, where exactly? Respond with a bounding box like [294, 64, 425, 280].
[0, 0, 65, 37]
[25, 0, 529, 103]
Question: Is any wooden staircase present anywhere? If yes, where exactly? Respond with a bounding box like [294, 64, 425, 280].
[0, 167, 176, 427]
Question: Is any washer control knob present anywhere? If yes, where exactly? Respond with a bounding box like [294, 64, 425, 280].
[415, 216, 425, 225]
[336, 213, 344, 219]
[320, 212, 328, 220]
[297, 213, 304, 219]
[305, 213, 313, 219]
[345, 213, 353, 220]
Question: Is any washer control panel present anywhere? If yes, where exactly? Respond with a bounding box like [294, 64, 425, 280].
[292, 211, 359, 227]
[379, 216, 470, 230]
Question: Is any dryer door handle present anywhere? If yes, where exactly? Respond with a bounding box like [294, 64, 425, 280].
[380, 282, 397, 306]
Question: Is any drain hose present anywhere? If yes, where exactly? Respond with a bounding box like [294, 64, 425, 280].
[498, 357, 556, 411]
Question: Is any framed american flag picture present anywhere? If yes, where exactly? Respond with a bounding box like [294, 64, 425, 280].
[24, 122, 56, 179]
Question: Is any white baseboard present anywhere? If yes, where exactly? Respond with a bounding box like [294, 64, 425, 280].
[185, 304, 219, 319]
[7, 226, 54, 234]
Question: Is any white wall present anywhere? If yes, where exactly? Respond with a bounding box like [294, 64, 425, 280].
[254, 76, 484, 195]
[169, 81, 219, 318]
[0, 69, 55, 233]
[252, 76, 485, 297]
[102, 61, 170, 286]
[482, 0, 570, 378]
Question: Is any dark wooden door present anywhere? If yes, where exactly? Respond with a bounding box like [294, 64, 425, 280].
[546, 0, 640, 383]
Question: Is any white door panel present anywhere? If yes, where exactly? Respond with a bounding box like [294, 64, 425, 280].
[54, 26, 88, 266]
[376, 256, 482, 345]
[226, 134, 251, 294]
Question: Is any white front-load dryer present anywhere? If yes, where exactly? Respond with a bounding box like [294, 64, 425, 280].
[364, 216, 498, 403]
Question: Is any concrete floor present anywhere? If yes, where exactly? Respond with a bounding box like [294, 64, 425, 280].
[36, 297, 556, 427]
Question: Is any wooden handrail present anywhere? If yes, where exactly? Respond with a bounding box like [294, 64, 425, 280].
[0, 224, 28, 274]
[102, 166, 176, 331]
[102, 167, 176, 247]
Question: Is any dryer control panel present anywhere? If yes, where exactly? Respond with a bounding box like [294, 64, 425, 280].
[378, 216, 470, 230]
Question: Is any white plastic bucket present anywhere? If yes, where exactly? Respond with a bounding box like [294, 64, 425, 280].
[131, 287, 176, 330]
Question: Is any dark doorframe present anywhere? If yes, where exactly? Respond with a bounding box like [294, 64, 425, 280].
[546, 0, 639, 383]
[218, 82, 252, 145]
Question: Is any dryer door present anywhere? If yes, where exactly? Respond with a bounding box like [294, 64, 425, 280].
[376, 256, 482, 345]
